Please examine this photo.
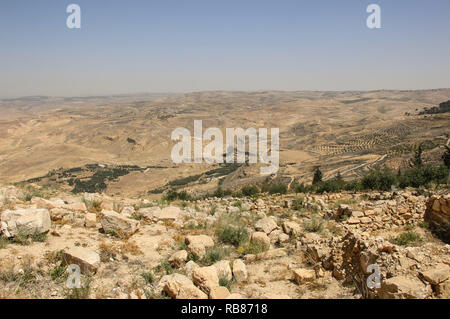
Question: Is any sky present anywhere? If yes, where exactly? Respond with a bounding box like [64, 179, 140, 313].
[0, 0, 449, 98]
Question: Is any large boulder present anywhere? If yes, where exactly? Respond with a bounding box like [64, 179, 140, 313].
[1, 208, 50, 238]
[377, 275, 432, 299]
[101, 210, 139, 238]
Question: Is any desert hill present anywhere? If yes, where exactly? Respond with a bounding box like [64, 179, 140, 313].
[1, 89, 449, 197]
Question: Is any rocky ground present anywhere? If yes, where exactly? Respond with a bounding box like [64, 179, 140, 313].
[0, 184, 449, 299]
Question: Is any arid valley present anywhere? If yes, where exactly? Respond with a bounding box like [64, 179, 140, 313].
[0, 89, 449, 299]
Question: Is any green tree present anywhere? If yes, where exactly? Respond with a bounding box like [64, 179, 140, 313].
[413, 143, 423, 167]
[312, 167, 323, 185]
[443, 145, 450, 169]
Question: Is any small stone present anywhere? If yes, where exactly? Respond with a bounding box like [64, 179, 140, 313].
[169, 250, 188, 268]
[293, 268, 316, 284]
[232, 259, 248, 282]
[85, 213, 97, 228]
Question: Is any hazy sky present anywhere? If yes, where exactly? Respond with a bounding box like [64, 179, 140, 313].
[1, 0, 450, 98]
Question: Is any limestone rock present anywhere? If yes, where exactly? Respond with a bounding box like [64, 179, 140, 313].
[139, 206, 162, 221]
[1, 208, 50, 238]
[176, 284, 208, 299]
[214, 260, 232, 281]
[255, 217, 278, 234]
[251, 232, 270, 249]
[420, 264, 450, 285]
[185, 235, 214, 248]
[169, 250, 188, 268]
[101, 210, 139, 238]
[282, 221, 301, 236]
[377, 275, 432, 299]
[209, 286, 230, 299]
[84, 213, 97, 228]
[62, 247, 100, 275]
[159, 206, 181, 221]
[188, 242, 206, 260]
[163, 273, 194, 298]
[185, 261, 200, 280]
[232, 259, 248, 282]
[293, 268, 316, 284]
[62, 202, 87, 212]
[192, 266, 219, 293]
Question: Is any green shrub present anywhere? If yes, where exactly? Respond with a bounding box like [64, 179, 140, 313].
[391, 231, 422, 246]
[237, 241, 267, 255]
[64, 278, 92, 299]
[0, 237, 9, 249]
[216, 225, 249, 247]
[163, 190, 192, 202]
[292, 197, 305, 211]
[294, 183, 310, 193]
[241, 185, 259, 197]
[261, 183, 287, 195]
[11, 231, 47, 245]
[141, 271, 155, 284]
[361, 167, 396, 191]
[219, 277, 233, 290]
[50, 264, 68, 282]
[398, 165, 448, 188]
[315, 178, 346, 194]
[304, 216, 325, 233]
[154, 260, 174, 275]
[203, 246, 230, 266]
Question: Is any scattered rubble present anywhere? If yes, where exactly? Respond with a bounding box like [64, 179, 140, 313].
[1, 185, 449, 299]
